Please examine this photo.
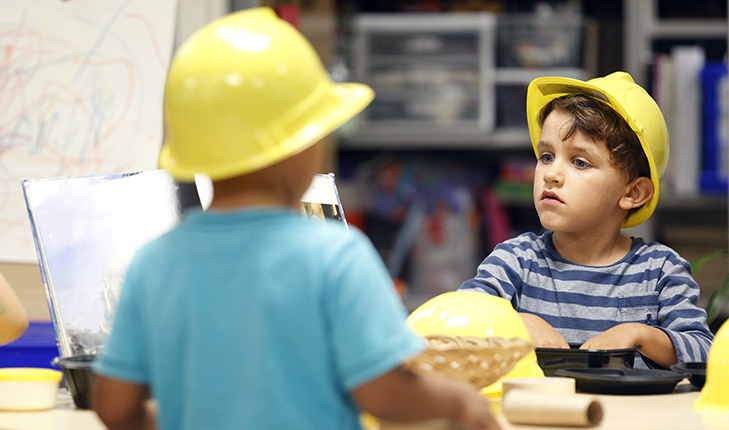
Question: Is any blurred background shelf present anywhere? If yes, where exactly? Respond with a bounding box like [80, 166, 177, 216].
[3, 0, 728, 325]
[346, 9, 594, 149]
[339, 127, 531, 149]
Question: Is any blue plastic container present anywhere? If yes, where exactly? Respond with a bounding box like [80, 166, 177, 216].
[700, 62, 728, 194]
[0, 321, 59, 368]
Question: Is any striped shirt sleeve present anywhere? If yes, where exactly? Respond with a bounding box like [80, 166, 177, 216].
[653, 248, 714, 362]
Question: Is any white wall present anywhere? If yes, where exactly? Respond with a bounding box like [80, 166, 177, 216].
[175, 0, 229, 49]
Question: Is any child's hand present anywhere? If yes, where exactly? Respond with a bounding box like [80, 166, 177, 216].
[452, 385, 501, 430]
[519, 312, 569, 348]
[353, 367, 500, 430]
[580, 323, 677, 368]
[580, 323, 641, 350]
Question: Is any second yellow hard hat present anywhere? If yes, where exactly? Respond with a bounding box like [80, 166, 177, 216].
[408, 291, 544, 398]
[694, 319, 729, 411]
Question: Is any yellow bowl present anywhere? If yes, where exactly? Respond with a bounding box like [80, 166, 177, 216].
[0, 368, 63, 411]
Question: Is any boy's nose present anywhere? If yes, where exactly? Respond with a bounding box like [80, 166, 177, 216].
[543, 161, 564, 184]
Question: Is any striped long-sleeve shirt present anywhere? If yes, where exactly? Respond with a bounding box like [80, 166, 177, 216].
[459, 232, 713, 367]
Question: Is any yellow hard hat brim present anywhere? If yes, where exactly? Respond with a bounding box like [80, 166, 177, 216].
[160, 82, 373, 182]
[526, 74, 661, 228]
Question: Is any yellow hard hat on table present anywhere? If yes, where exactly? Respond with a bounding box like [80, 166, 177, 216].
[694, 319, 729, 411]
[526, 71, 669, 228]
[407, 291, 544, 399]
[159, 7, 374, 182]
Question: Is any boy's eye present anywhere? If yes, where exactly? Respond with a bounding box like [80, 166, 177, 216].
[573, 159, 591, 168]
[540, 153, 554, 163]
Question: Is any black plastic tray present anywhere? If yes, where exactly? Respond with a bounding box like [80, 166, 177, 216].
[536, 345, 637, 376]
[555, 368, 688, 395]
[670, 362, 706, 388]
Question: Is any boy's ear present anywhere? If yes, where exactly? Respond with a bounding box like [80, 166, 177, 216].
[619, 177, 654, 210]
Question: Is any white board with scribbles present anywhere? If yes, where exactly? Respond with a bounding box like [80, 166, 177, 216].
[0, 0, 179, 263]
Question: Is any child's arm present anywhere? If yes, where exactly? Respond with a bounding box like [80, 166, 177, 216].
[93, 375, 157, 430]
[0, 272, 28, 345]
[519, 312, 570, 349]
[580, 323, 677, 368]
[578, 248, 713, 368]
[352, 366, 500, 430]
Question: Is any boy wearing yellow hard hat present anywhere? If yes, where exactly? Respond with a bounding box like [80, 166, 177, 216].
[92, 8, 499, 430]
[460, 72, 713, 369]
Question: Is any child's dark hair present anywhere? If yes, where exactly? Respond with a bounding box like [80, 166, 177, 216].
[537, 94, 650, 184]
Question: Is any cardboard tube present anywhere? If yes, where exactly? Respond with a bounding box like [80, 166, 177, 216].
[502, 389, 603, 427]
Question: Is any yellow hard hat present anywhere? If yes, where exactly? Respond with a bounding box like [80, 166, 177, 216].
[407, 291, 544, 398]
[526, 71, 669, 228]
[159, 7, 374, 182]
[694, 319, 729, 411]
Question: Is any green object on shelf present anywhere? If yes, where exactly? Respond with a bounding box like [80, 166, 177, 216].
[691, 250, 729, 331]
[494, 179, 533, 202]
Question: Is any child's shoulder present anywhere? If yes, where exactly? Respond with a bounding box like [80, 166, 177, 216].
[496, 231, 550, 256]
[630, 236, 680, 255]
[627, 236, 689, 265]
[502, 231, 548, 247]
[144, 208, 353, 247]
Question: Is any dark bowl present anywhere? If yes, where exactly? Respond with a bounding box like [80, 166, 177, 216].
[536, 344, 637, 376]
[670, 362, 706, 388]
[52, 355, 96, 409]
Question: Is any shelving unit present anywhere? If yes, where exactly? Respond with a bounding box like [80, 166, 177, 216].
[626, 1, 727, 199]
[348, 13, 498, 147]
[342, 11, 591, 149]
[623, 0, 727, 88]
[622, 0, 728, 218]
[622, 0, 728, 301]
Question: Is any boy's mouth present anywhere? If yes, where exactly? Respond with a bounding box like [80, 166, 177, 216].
[541, 190, 563, 203]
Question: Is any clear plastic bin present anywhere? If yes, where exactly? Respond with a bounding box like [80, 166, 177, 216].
[353, 13, 497, 131]
[497, 14, 583, 68]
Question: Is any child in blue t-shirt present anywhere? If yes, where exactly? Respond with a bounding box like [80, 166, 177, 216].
[460, 72, 713, 369]
[92, 8, 499, 430]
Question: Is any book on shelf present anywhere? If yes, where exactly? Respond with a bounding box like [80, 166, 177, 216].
[653, 46, 705, 197]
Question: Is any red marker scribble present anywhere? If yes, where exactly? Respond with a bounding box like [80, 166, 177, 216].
[123, 12, 167, 70]
[1, 3, 171, 249]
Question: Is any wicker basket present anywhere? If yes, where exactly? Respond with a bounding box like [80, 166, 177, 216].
[404, 335, 534, 389]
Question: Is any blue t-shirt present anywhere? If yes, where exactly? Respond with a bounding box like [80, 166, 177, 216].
[96, 208, 424, 430]
[459, 232, 713, 366]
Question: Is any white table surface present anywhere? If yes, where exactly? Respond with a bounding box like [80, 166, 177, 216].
[1, 382, 728, 430]
[0, 390, 104, 430]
